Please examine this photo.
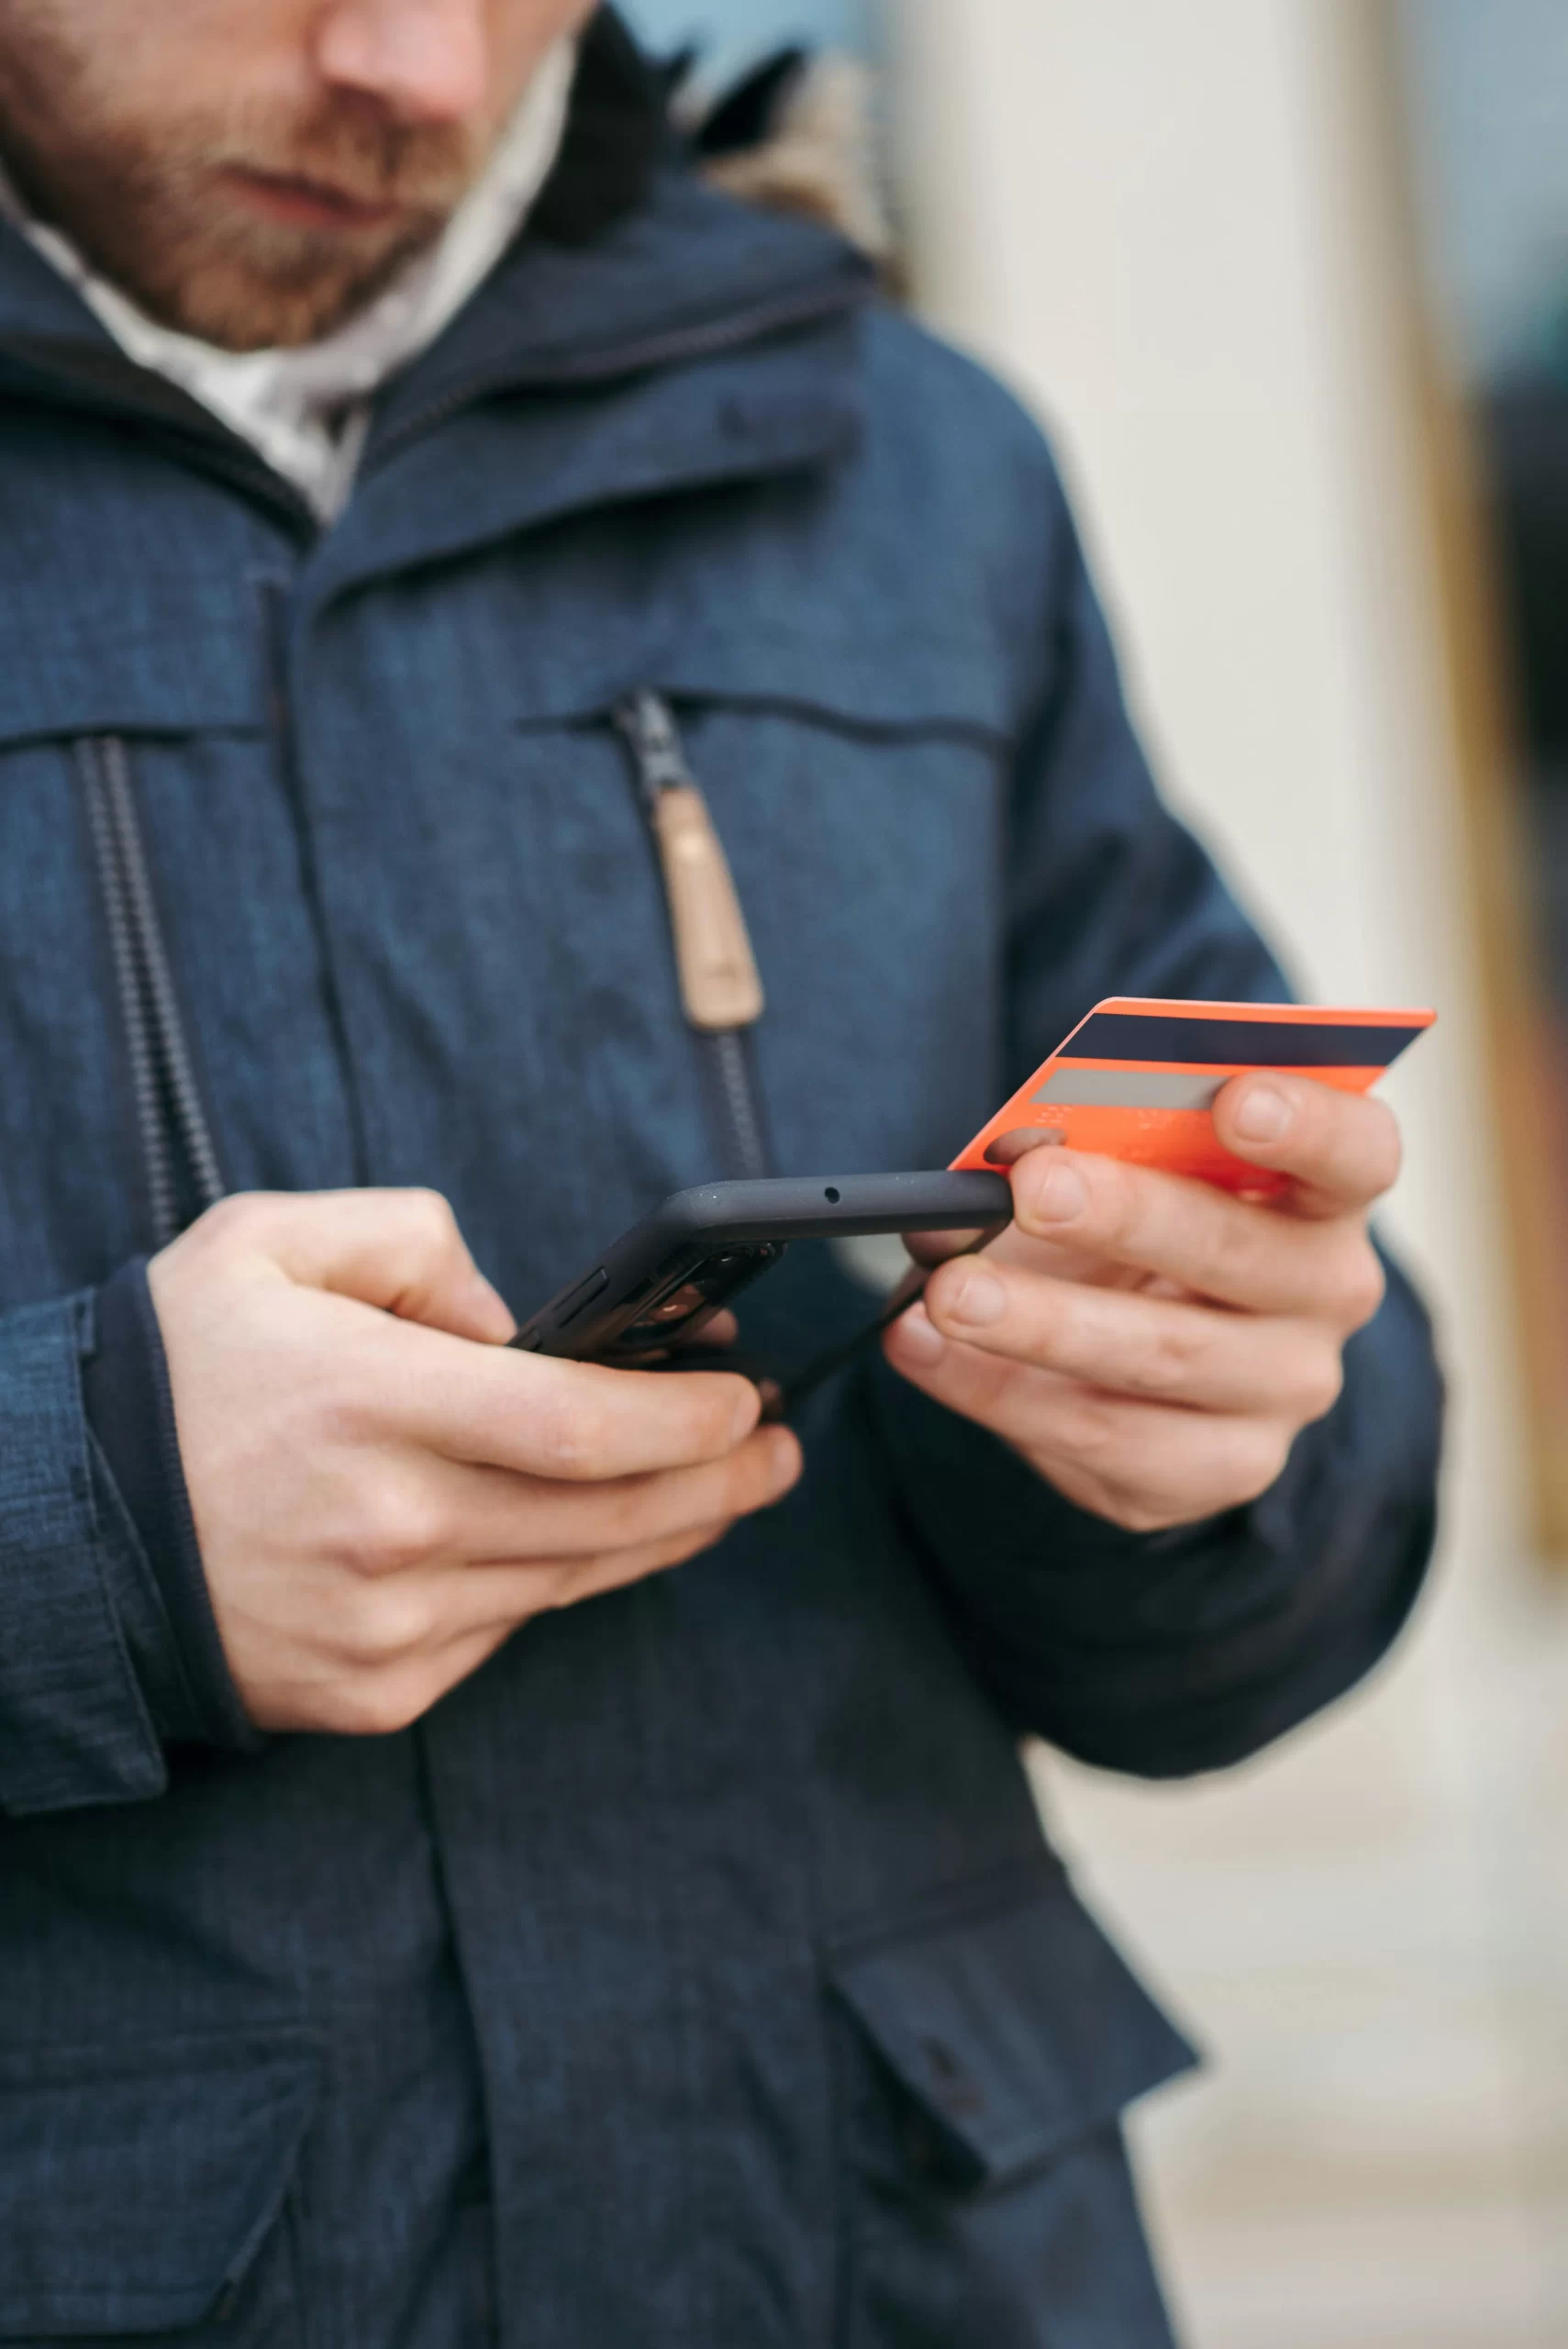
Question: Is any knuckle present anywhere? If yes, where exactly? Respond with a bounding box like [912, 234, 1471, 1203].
[175, 1190, 277, 1262]
[1360, 1103, 1404, 1193]
[189, 1192, 253, 1245]
[1140, 1318, 1210, 1397]
[1239, 1422, 1294, 1501]
[339, 1483, 447, 1577]
[406, 1185, 458, 1235]
[1300, 1342, 1345, 1421]
[331, 1672, 430, 1737]
[539, 1556, 595, 1610]
[1042, 1286, 1096, 1370]
[1338, 1246, 1387, 1330]
[1058, 1391, 1123, 1460]
[374, 1583, 440, 1658]
[530, 1394, 614, 1482]
[1110, 1492, 1181, 1536]
[403, 1186, 462, 1262]
[314, 1387, 389, 1460]
[595, 1472, 661, 1550]
[338, 1583, 439, 1669]
[1090, 1159, 1142, 1245]
[1307, 1095, 1400, 1199]
[680, 1518, 735, 1565]
[335, 1521, 392, 1582]
[729, 1442, 784, 1513]
[1194, 1209, 1265, 1298]
[687, 1381, 752, 1459]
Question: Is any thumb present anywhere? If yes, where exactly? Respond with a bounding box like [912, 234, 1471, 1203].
[244, 1187, 516, 1342]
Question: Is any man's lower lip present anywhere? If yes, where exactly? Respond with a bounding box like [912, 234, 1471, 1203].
[221, 169, 402, 231]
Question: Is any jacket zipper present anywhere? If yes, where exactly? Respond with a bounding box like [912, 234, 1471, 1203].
[614, 691, 774, 1183]
[78, 737, 226, 1249]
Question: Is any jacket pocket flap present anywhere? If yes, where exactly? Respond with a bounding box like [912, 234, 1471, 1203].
[506, 638, 1013, 742]
[831, 1868, 1197, 2189]
[0, 2028, 319, 2337]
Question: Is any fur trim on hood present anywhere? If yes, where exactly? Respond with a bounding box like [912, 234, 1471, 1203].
[689, 51, 891, 260]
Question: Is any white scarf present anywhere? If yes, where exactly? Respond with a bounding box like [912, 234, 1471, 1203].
[0, 35, 576, 521]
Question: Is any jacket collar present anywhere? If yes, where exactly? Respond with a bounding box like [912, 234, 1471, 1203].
[362, 163, 870, 467]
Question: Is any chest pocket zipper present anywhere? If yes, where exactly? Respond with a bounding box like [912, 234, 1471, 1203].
[613, 691, 775, 1183]
[78, 736, 227, 1250]
[76, 705, 762, 1246]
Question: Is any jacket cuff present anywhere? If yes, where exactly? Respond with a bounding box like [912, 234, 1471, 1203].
[0, 1293, 167, 1814]
[864, 1249, 1441, 1775]
[82, 1260, 258, 1758]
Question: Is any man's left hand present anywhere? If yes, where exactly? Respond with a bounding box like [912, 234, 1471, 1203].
[884, 1073, 1400, 1532]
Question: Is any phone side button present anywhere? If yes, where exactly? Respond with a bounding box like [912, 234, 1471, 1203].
[553, 1268, 610, 1329]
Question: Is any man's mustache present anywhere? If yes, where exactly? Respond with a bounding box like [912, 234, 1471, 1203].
[195, 103, 478, 212]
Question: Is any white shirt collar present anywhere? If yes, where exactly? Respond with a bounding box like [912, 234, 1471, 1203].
[0, 35, 576, 521]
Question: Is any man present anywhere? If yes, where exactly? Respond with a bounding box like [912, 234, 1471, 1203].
[0, 5, 1440, 2343]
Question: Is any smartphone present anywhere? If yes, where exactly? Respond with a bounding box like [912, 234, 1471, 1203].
[513, 1170, 1012, 1364]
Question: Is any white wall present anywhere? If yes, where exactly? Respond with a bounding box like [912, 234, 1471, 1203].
[888, 5, 1568, 2341]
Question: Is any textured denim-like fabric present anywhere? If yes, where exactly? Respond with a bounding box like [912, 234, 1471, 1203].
[82, 1258, 257, 1753]
[0, 1293, 166, 1812]
[0, 139, 1441, 2348]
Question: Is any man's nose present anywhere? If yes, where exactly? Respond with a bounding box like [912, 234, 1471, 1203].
[316, 0, 491, 126]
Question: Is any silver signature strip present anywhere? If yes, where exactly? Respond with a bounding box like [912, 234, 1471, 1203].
[1032, 1068, 1227, 1111]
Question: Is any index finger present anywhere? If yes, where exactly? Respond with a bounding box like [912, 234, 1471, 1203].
[370, 1318, 763, 1481]
[1213, 1072, 1403, 1219]
[1007, 1144, 1365, 1315]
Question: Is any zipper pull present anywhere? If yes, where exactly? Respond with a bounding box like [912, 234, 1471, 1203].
[614, 692, 765, 1033]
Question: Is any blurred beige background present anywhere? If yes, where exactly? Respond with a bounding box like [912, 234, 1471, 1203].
[889, 4, 1568, 2342]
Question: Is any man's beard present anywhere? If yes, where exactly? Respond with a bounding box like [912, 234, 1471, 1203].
[0, 17, 491, 350]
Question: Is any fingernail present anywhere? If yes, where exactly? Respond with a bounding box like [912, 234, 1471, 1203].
[893, 1305, 946, 1364]
[1233, 1083, 1292, 1144]
[767, 1427, 801, 1484]
[1029, 1162, 1087, 1224]
[944, 1268, 1006, 1327]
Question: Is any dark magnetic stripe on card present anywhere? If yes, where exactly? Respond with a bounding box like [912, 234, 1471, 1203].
[1034, 1068, 1226, 1110]
[1065, 1015, 1423, 1068]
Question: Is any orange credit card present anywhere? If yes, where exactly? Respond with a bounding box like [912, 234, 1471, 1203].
[951, 998, 1437, 1197]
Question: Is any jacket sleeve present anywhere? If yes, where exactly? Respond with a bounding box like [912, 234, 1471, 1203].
[0, 1276, 255, 1819]
[867, 462, 1443, 1777]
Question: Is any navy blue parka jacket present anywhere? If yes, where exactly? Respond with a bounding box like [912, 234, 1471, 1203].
[0, 20, 1440, 2346]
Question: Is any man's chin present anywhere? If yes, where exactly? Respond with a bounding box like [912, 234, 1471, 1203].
[115, 223, 443, 351]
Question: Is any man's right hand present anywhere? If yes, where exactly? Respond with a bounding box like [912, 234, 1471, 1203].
[146, 1190, 801, 1735]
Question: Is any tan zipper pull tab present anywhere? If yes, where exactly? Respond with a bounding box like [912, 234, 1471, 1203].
[616, 694, 765, 1031]
[650, 786, 765, 1030]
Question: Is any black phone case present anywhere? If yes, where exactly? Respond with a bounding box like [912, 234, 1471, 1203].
[512, 1171, 1012, 1364]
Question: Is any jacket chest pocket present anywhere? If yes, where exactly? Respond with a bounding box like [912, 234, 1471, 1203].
[653, 696, 1010, 1179]
[829, 1865, 1196, 2349]
[513, 689, 1014, 1197]
[0, 2032, 318, 2344]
